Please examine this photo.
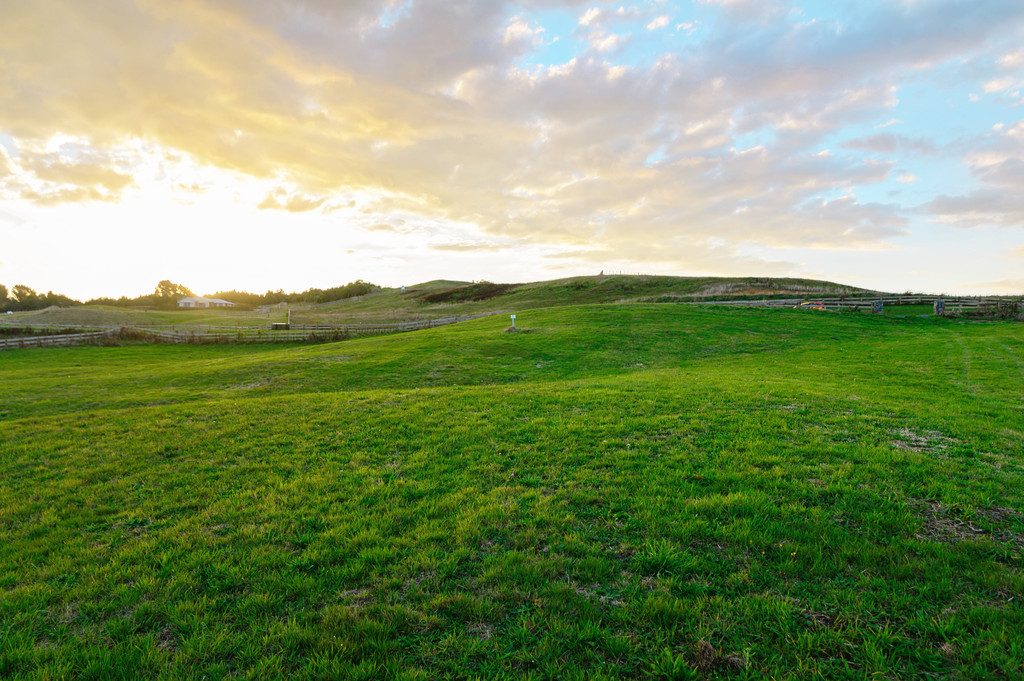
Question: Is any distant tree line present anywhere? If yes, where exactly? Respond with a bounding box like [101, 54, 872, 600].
[84, 280, 193, 309]
[83, 280, 381, 309]
[0, 284, 82, 312]
[1, 280, 381, 312]
[209, 280, 381, 306]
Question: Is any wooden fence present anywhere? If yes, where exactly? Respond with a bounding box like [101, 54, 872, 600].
[126, 328, 352, 344]
[0, 330, 116, 350]
[0, 314, 498, 350]
[695, 296, 1018, 311]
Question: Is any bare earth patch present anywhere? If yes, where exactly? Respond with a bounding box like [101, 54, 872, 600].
[890, 427, 954, 453]
[467, 622, 494, 640]
[156, 625, 179, 652]
[695, 639, 747, 673]
[909, 498, 1024, 547]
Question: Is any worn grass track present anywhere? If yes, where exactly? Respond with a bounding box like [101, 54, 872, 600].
[1, 305, 1022, 679]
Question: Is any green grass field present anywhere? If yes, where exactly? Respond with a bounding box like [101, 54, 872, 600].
[2, 304, 1022, 679]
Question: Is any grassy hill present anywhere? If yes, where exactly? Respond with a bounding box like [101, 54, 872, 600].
[294, 274, 878, 325]
[2, 304, 1022, 679]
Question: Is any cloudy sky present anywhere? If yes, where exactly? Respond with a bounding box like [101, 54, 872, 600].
[2, 0, 1024, 299]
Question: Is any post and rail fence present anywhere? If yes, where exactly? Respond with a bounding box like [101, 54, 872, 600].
[689, 295, 1018, 312]
[0, 314, 498, 350]
[0, 329, 118, 350]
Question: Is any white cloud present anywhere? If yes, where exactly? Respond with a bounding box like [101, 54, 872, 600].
[919, 121, 1024, 228]
[984, 77, 1020, 93]
[502, 17, 542, 46]
[998, 49, 1024, 68]
[257, 187, 327, 212]
[647, 15, 669, 30]
[579, 7, 603, 27]
[588, 31, 625, 53]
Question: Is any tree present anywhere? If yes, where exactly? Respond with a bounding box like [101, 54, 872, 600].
[3, 284, 40, 311]
[0, 284, 8, 307]
[152, 280, 194, 309]
[12, 284, 36, 299]
[154, 280, 194, 299]
[42, 290, 81, 308]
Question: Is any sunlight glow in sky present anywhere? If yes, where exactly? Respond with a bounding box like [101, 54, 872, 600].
[2, 0, 1024, 299]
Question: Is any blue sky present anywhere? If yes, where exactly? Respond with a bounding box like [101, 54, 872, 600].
[1, 0, 1023, 299]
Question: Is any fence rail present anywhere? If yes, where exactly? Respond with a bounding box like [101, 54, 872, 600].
[0, 330, 116, 350]
[0, 314, 499, 350]
[126, 328, 355, 344]
[691, 296, 1017, 310]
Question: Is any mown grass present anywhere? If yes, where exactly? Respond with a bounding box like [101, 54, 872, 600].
[0, 306, 918, 421]
[1, 305, 1022, 679]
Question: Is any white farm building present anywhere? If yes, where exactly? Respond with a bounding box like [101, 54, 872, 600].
[177, 296, 236, 309]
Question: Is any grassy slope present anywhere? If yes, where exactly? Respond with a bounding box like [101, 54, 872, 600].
[2, 305, 1023, 680]
[292, 275, 878, 325]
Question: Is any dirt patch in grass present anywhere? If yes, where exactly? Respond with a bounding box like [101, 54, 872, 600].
[980, 506, 1024, 547]
[228, 380, 271, 390]
[574, 583, 625, 608]
[980, 506, 1024, 524]
[695, 639, 747, 674]
[909, 498, 1024, 547]
[801, 607, 845, 629]
[156, 625, 180, 652]
[467, 622, 494, 640]
[890, 428, 954, 453]
[55, 602, 80, 625]
[339, 588, 371, 604]
[911, 499, 987, 543]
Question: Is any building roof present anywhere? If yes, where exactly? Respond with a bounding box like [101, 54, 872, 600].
[178, 296, 235, 305]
